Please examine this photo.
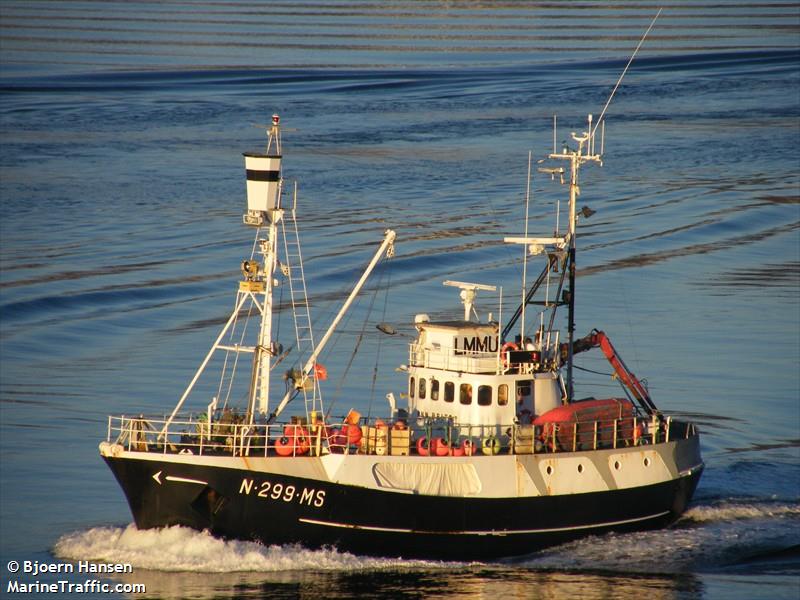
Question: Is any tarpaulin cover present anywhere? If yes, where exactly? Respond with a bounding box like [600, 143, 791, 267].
[372, 462, 482, 496]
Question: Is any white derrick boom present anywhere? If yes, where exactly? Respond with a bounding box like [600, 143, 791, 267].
[270, 229, 397, 421]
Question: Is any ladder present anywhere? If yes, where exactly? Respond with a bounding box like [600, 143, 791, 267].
[280, 186, 319, 416]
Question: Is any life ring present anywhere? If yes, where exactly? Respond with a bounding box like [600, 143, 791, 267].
[274, 436, 294, 456]
[430, 437, 450, 457]
[416, 436, 430, 456]
[460, 438, 475, 456]
[481, 436, 500, 456]
[501, 341, 519, 368]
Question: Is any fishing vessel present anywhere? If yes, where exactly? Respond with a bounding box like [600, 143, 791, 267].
[100, 103, 703, 560]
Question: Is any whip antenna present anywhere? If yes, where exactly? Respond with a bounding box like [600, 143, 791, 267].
[591, 8, 662, 140]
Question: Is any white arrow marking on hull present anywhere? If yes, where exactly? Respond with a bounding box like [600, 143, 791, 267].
[152, 470, 162, 485]
[165, 475, 208, 485]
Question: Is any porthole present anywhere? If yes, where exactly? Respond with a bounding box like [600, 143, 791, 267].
[613, 461, 621, 470]
[577, 464, 584, 474]
[643, 457, 651, 467]
[546, 465, 553, 475]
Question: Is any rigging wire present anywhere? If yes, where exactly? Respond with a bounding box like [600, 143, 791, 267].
[366, 260, 392, 421]
[324, 267, 386, 422]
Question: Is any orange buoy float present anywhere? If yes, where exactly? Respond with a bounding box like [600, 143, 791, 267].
[416, 436, 430, 456]
[295, 426, 310, 455]
[275, 424, 311, 456]
[274, 436, 294, 456]
[345, 423, 362, 446]
[431, 437, 450, 457]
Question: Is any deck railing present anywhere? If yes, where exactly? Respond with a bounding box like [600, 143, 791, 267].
[409, 343, 498, 373]
[106, 410, 695, 459]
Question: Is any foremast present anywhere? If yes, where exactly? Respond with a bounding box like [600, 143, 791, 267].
[160, 115, 396, 437]
[242, 115, 284, 421]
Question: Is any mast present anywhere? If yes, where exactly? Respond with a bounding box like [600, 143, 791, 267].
[547, 126, 599, 401]
[243, 114, 284, 420]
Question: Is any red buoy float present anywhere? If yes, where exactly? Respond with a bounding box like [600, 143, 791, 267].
[431, 437, 450, 456]
[345, 423, 362, 446]
[274, 436, 294, 456]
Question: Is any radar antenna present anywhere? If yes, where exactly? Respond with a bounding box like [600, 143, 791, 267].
[443, 280, 497, 322]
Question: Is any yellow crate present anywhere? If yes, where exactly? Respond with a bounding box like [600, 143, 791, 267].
[389, 428, 410, 456]
[360, 426, 389, 455]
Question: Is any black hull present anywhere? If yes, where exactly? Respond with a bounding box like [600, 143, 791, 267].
[103, 454, 703, 561]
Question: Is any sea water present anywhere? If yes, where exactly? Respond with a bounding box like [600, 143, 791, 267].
[1, 2, 798, 599]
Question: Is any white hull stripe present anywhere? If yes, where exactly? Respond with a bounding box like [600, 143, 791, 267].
[298, 510, 671, 536]
[679, 462, 705, 478]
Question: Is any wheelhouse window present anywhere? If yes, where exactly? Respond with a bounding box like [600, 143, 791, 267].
[477, 385, 492, 406]
[460, 383, 473, 405]
[419, 378, 426, 399]
[498, 384, 509, 406]
[444, 381, 454, 403]
[410, 377, 415, 399]
[430, 379, 440, 401]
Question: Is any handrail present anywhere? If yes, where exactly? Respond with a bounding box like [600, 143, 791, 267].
[106, 409, 691, 459]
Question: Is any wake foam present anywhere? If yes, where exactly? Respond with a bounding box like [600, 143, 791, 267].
[53, 524, 457, 572]
[523, 499, 800, 573]
[681, 501, 800, 523]
[54, 499, 799, 575]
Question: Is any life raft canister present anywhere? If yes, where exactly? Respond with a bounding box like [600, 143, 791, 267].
[460, 438, 475, 456]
